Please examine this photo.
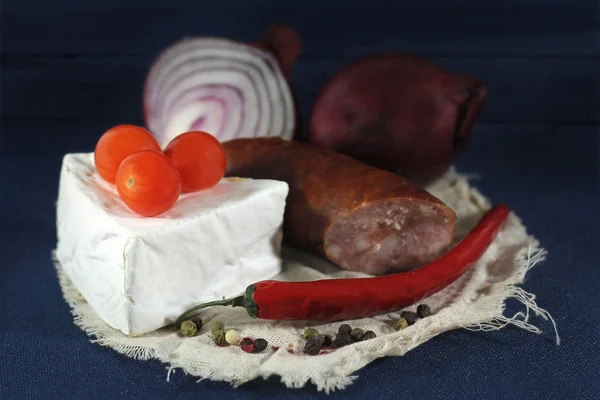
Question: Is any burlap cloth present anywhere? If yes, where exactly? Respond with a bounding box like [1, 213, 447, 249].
[54, 167, 559, 392]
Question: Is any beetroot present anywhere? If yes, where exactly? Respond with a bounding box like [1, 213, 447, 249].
[308, 53, 486, 185]
[250, 24, 302, 80]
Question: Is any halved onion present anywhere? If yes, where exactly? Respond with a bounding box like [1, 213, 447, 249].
[144, 27, 300, 148]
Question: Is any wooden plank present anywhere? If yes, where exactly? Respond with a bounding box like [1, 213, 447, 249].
[3, 120, 597, 229]
[2, 119, 597, 160]
[452, 124, 600, 227]
[292, 55, 600, 125]
[2, 120, 597, 248]
[455, 124, 600, 186]
[2, 55, 599, 124]
[2, 119, 596, 231]
[9, 0, 593, 10]
[3, 2, 598, 56]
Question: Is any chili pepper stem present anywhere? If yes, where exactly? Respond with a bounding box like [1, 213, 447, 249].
[175, 296, 243, 327]
[175, 285, 258, 327]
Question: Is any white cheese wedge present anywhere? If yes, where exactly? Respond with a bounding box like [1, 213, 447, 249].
[55, 153, 288, 336]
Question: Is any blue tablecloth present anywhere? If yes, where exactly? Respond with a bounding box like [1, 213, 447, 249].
[1, 0, 599, 398]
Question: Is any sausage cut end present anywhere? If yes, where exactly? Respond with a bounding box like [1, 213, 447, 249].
[324, 199, 455, 275]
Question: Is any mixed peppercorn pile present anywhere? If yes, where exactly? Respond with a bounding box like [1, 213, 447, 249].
[179, 303, 433, 356]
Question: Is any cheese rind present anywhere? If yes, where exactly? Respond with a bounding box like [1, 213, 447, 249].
[55, 153, 288, 335]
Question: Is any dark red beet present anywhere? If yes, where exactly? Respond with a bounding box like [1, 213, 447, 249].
[251, 24, 302, 79]
[308, 53, 486, 185]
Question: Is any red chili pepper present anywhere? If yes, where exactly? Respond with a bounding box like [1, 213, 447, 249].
[175, 204, 510, 325]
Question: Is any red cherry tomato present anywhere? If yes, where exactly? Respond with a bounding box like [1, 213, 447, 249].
[116, 150, 182, 217]
[94, 124, 161, 183]
[163, 131, 227, 193]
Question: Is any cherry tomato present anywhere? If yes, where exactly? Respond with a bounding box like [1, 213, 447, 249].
[164, 131, 227, 193]
[116, 150, 182, 217]
[94, 124, 161, 183]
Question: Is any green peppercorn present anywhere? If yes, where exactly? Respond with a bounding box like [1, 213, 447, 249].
[401, 311, 418, 325]
[253, 338, 268, 353]
[417, 304, 432, 318]
[212, 329, 226, 345]
[322, 334, 333, 347]
[338, 324, 352, 335]
[350, 328, 364, 342]
[334, 332, 353, 348]
[304, 336, 322, 355]
[394, 317, 409, 331]
[210, 320, 224, 333]
[303, 328, 320, 339]
[180, 320, 198, 337]
[361, 330, 376, 341]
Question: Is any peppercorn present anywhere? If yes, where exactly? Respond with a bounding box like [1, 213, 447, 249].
[322, 334, 333, 347]
[303, 328, 320, 339]
[338, 324, 352, 335]
[304, 336, 322, 355]
[350, 328, 364, 342]
[225, 329, 241, 345]
[180, 320, 198, 337]
[240, 337, 255, 353]
[417, 304, 432, 318]
[253, 338, 268, 353]
[191, 316, 203, 328]
[334, 332, 353, 348]
[394, 317, 409, 331]
[361, 330, 377, 341]
[212, 329, 226, 345]
[210, 320, 224, 333]
[401, 311, 419, 325]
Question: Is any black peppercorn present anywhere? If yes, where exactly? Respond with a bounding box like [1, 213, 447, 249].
[253, 338, 268, 353]
[191, 317, 203, 330]
[417, 304, 432, 318]
[315, 333, 325, 346]
[401, 311, 419, 325]
[334, 333, 353, 348]
[350, 328, 364, 342]
[304, 337, 323, 355]
[338, 324, 352, 335]
[361, 330, 377, 341]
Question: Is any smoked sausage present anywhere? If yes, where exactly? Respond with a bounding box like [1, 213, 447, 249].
[223, 137, 456, 275]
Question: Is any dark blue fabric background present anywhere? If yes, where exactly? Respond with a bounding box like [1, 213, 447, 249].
[1, 1, 599, 399]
